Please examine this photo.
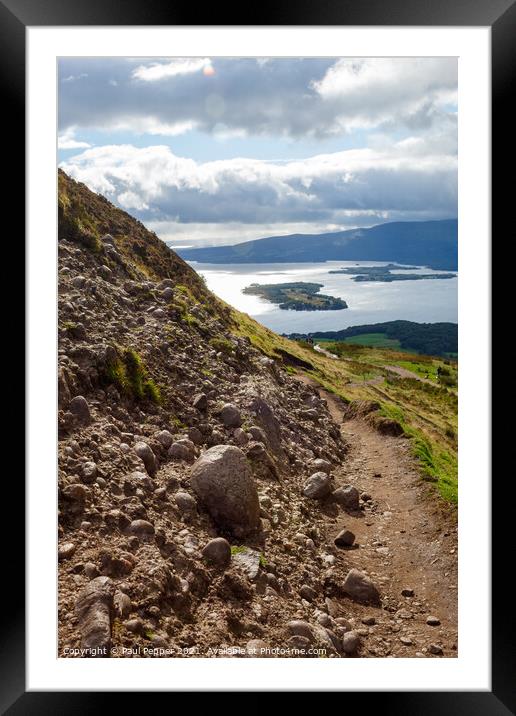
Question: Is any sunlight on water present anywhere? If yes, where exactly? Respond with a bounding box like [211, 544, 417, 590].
[189, 260, 458, 333]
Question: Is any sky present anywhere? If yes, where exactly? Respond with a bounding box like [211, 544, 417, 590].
[58, 57, 458, 248]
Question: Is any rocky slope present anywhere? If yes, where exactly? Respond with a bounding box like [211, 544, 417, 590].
[58, 170, 455, 658]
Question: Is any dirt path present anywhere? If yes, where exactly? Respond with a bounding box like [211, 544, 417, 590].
[298, 375, 458, 657]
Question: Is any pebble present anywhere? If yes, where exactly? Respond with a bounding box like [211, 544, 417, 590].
[201, 538, 231, 569]
[334, 529, 356, 547]
[58, 542, 76, 561]
[341, 631, 360, 654]
[426, 615, 441, 626]
[401, 588, 414, 597]
[428, 643, 443, 655]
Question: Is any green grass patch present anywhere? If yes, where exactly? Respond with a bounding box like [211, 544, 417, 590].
[103, 347, 163, 405]
[209, 337, 234, 354]
[340, 333, 401, 349]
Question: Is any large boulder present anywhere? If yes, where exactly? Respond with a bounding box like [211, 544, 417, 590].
[190, 445, 260, 536]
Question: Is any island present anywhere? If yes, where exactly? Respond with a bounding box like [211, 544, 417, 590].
[328, 264, 456, 282]
[242, 282, 348, 311]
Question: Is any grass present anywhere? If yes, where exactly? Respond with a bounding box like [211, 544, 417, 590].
[103, 347, 163, 405]
[336, 333, 402, 349]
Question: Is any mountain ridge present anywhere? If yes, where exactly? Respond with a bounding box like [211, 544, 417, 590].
[177, 218, 458, 271]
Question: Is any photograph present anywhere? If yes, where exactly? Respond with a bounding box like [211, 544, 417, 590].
[57, 55, 459, 660]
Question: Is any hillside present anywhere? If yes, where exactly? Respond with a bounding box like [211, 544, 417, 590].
[177, 219, 458, 271]
[287, 321, 458, 357]
[57, 170, 457, 659]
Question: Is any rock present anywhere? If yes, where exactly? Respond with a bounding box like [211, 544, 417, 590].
[128, 519, 155, 537]
[361, 492, 372, 502]
[332, 485, 360, 510]
[232, 547, 262, 580]
[162, 287, 174, 301]
[62, 484, 88, 502]
[113, 591, 132, 619]
[175, 491, 197, 514]
[334, 529, 356, 548]
[401, 588, 414, 597]
[246, 639, 268, 657]
[155, 430, 173, 449]
[400, 636, 413, 645]
[248, 425, 267, 443]
[299, 585, 318, 602]
[428, 643, 443, 655]
[188, 426, 203, 445]
[124, 618, 144, 635]
[303, 472, 332, 499]
[246, 441, 279, 480]
[81, 461, 98, 484]
[220, 403, 242, 428]
[193, 393, 208, 411]
[310, 458, 331, 474]
[361, 616, 375, 626]
[134, 442, 157, 475]
[75, 576, 114, 656]
[58, 542, 76, 561]
[69, 395, 91, 424]
[287, 620, 314, 641]
[168, 442, 194, 462]
[426, 615, 441, 626]
[190, 445, 260, 536]
[341, 631, 360, 654]
[233, 427, 249, 446]
[202, 538, 231, 569]
[287, 635, 311, 651]
[342, 568, 380, 605]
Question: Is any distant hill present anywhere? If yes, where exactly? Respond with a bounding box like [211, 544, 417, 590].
[177, 219, 458, 271]
[286, 320, 458, 357]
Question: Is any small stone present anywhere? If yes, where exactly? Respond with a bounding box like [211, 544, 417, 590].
[287, 620, 314, 641]
[128, 519, 154, 537]
[426, 615, 441, 626]
[332, 485, 360, 510]
[400, 636, 413, 645]
[188, 426, 203, 445]
[360, 492, 372, 502]
[69, 395, 91, 424]
[310, 458, 332, 474]
[342, 568, 380, 605]
[220, 403, 242, 428]
[124, 618, 144, 635]
[233, 427, 249, 446]
[134, 442, 157, 475]
[303, 472, 332, 499]
[58, 542, 76, 561]
[193, 393, 208, 411]
[113, 591, 132, 618]
[334, 529, 356, 547]
[168, 442, 194, 462]
[174, 491, 197, 514]
[287, 635, 311, 651]
[84, 562, 99, 579]
[299, 585, 318, 602]
[155, 430, 173, 449]
[202, 538, 231, 569]
[81, 461, 98, 484]
[428, 643, 443, 655]
[401, 588, 415, 597]
[361, 616, 375, 626]
[341, 630, 360, 654]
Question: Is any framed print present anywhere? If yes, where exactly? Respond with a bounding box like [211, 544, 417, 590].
[5, 0, 512, 708]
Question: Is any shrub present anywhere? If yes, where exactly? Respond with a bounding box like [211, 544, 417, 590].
[102, 347, 163, 405]
[209, 337, 234, 354]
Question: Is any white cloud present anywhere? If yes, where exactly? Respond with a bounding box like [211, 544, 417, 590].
[57, 128, 91, 150]
[59, 141, 457, 231]
[132, 58, 213, 81]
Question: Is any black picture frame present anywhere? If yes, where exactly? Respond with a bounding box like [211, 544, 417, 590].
[6, 0, 510, 709]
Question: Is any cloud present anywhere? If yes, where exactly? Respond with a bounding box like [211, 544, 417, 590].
[132, 58, 213, 81]
[59, 141, 457, 232]
[57, 128, 92, 150]
[58, 57, 457, 140]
